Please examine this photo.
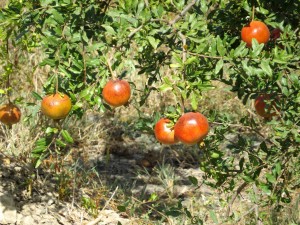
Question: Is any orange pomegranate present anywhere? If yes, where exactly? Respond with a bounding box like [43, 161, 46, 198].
[102, 79, 131, 107]
[41, 93, 72, 120]
[254, 94, 279, 118]
[154, 118, 178, 145]
[174, 112, 209, 145]
[0, 103, 21, 126]
[241, 21, 270, 47]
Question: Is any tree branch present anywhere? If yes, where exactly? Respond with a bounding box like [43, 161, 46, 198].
[226, 181, 248, 217]
[178, 31, 187, 114]
[188, 51, 224, 59]
[253, 184, 263, 225]
[169, 0, 197, 26]
[128, 0, 196, 38]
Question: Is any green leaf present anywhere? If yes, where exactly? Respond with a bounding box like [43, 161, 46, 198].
[148, 193, 158, 201]
[266, 173, 276, 184]
[32, 146, 46, 154]
[166, 210, 181, 217]
[136, 1, 144, 15]
[34, 159, 43, 168]
[242, 175, 254, 183]
[32, 138, 49, 157]
[259, 183, 271, 195]
[45, 127, 58, 134]
[188, 176, 198, 186]
[251, 39, 264, 57]
[51, 9, 64, 24]
[61, 129, 74, 144]
[215, 59, 223, 75]
[147, 36, 159, 49]
[242, 60, 253, 75]
[234, 43, 246, 57]
[216, 36, 226, 56]
[170, 63, 182, 68]
[159, 83, 173, 92]
[32, 91, 42, 100]
[209, 210, 218, 224]
[190, 91, 198, 110]
[260, 141, 268, 153]
[260, 59, 272, 76]
[185, 56, 198, 65]
[56, 139, 67, 147]
[41, 0, 54, 6]
[210, 152, 220, 158]
[101, 25, 116, 35]
[117, 205, 126, 212]
[40, 58, 56, 67]
[274, 162, 281, 177]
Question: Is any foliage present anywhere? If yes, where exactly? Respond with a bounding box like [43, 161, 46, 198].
[0, 0, 299, 223]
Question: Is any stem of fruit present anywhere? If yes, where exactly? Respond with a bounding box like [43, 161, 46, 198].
[178, 31, 186, 115]
[106, 55, 116, 79]
[252, 5, 255, 21]
[6, 72, 11, 104]
[55, 72, 59, 94]
[6, 38, 11, 103]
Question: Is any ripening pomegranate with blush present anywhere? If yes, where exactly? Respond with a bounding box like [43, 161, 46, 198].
[0, 102, 21, 126]
[174, 112, 209, 145]
[154, 118, 178, 145]
[102, 79, 131, 107]
[41, 93, 72, 120]
[241, 21, 270, 47]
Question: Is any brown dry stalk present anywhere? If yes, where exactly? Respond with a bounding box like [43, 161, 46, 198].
[226, 181, 248, 217]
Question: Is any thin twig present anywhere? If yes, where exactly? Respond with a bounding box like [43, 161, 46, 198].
[211, 121, 274, 145]
[188, 51, 224, 59]
[55, 72, 59, 93]
[226, 181, 248, 217]
[178, 31, 187, 114]
[231, 206, 256, 224]
[105, 54, 116, 79]
[169, 0, 197, 26]
[253, 184, 263, 225]
[6, 38, 11, 103]
[86, 186, 119, 225]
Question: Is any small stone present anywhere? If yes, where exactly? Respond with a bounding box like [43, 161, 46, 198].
[14, 166, 22, 172]
[47, 199, 55, 206]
